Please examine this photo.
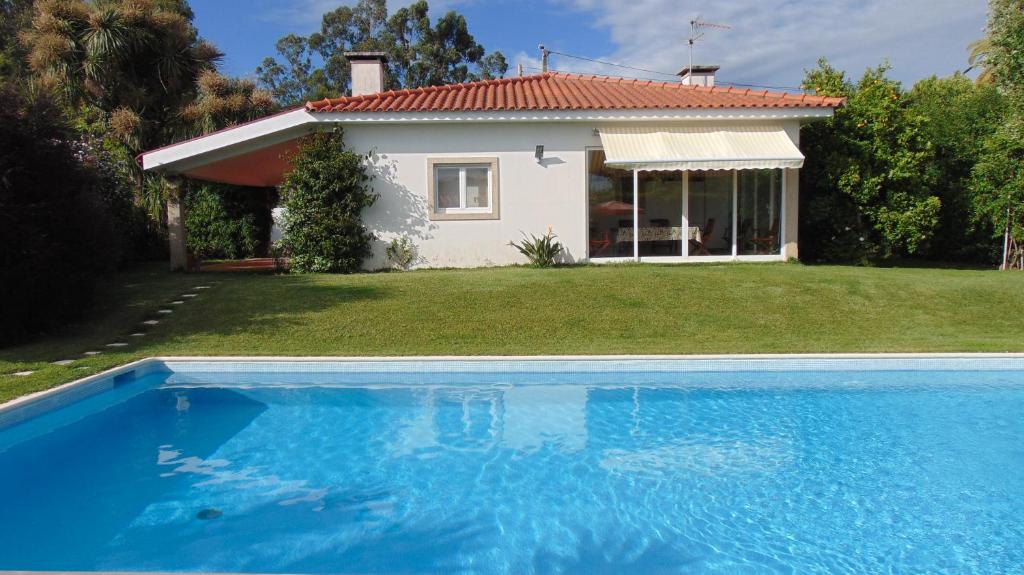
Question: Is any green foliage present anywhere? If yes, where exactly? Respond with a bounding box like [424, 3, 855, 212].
[279, 129, 377, 273]
[510, 229, 563, 267]
[0, 84, 120, 344]
[20, 0, 221, 154]
[800, 59, 942, 262]
[970, 120, 1024, 267]
[385, 236, 416, 270]
[255, 0, 507, 105]
[909, 74, 1005, 261]
[0, 0, 31, 81]
[184, 186, 265, 260]
[986, 0, 1024, 110]
[970, 0, 1024, 268]
[177, 70, 277, 140]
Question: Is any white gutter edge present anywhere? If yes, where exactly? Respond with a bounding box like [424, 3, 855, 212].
[140, 107, 834, 173]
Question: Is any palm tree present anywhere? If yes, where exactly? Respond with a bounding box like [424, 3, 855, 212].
[21, 0, 222, 216]
[967, 37, 994, 84]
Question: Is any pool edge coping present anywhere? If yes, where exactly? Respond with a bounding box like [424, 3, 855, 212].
[6, 352, 1024, 418]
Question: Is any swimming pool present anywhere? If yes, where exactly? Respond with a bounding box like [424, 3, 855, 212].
[1, 357, 1022, 574]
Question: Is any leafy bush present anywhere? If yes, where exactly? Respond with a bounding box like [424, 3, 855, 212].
[799, 60, 941, 262]
[0, 85, 119, 345]
[385, 237, 416, 270]
[279, 128, 376, 273]
[510, 228, 563, 267]
[185, 185, 271, 260]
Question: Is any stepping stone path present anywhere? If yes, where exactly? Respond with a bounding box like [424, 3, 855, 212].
[13, 371, 34, 377]
[64, 284, 217, 369]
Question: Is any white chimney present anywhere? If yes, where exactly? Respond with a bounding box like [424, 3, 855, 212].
[345, 51, 388, 96]
[678, 65, 720, 87]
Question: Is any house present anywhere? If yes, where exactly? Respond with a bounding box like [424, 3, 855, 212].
[141, 53, 844, 270]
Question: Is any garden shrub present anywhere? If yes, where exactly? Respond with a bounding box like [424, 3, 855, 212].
[185, 185, 272, 260]
[0, 85, 120, 345]
[385, 237, 416, 270]
[279, 129, 376, 273]
[510, 228, 563, 267]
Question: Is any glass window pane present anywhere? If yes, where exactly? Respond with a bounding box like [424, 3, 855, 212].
[737, 169, 782, 255]
[465, 167, 489, 208]
[688, 171, 733, 256]
[436, 167, 461, 209]
[637, 171, 683, 256]
[587, 150, 636, 258]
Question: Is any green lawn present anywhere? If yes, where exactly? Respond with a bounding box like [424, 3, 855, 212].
[2, 262, 1023, 403]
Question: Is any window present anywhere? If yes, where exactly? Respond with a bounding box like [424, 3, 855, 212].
[428, 158, 500, 220]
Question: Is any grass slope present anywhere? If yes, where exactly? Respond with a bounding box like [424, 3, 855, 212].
[2, 262, 1022, 403]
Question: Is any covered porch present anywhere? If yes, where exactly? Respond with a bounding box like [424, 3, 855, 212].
[587, 124, 802, 262]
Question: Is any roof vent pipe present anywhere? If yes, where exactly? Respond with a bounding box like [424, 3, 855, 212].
[345, 51, 388, 96]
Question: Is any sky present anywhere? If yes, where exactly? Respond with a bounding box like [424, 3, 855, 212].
[192, 0, 989, 91]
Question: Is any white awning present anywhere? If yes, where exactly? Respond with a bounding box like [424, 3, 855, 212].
[598, 124, 804, 171]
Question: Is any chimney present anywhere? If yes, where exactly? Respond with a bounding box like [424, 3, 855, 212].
[345, 51, 388, 96]
[677, 65, 720, 87]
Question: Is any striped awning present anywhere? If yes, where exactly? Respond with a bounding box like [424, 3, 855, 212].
[598, 124, 804, 171]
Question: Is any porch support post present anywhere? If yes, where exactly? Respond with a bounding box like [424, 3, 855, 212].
[632, 169, 639, 261]
[165, 177, 188, 272]
[782, 168, 799, 260]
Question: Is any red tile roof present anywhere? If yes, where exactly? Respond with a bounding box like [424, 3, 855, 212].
[306, 72, 845, 113]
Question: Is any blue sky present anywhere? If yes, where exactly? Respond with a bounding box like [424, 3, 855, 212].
[192, 0, 988, 90]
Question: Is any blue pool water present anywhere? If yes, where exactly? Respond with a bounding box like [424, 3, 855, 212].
[1, 361, 1023, 574]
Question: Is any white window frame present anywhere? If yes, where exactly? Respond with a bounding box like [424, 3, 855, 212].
[428, 157, 500, 221]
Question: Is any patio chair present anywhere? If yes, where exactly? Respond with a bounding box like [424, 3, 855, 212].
[690, 218, 715, 255]
[752, 221, 780, 254]
[589, 228, 612, 257]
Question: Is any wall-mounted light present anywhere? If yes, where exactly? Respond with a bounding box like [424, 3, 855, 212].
[535, 145, 544, 162]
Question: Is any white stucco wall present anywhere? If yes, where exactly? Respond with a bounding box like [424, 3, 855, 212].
[339, 120, 804, 269]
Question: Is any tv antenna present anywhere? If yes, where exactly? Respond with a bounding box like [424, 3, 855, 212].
[687, 18, 731, 82]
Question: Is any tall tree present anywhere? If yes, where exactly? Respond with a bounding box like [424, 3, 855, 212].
[967, 37, 995, 84]
[909, 74, 1004, 262]
[799, 59, 941, 262]
[19, 0, 222, 218]
[20, 0, 221, 158]
[256, 0, 507, 106]
[0, 0, 32, 81]
[970, 0, 1024, 269]
[179, 70, 277, 138]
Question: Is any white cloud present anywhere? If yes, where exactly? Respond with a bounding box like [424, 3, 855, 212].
[531, 0, 987, 88]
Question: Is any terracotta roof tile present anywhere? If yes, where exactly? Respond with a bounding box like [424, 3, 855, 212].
[307, 72, 845, 113]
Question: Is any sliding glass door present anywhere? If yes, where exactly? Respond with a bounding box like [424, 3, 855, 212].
[636, 171, 684, 256]
[737, 169, 783, 255]
[587, 150, 635, 258]
[687, 171, 734, 257]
